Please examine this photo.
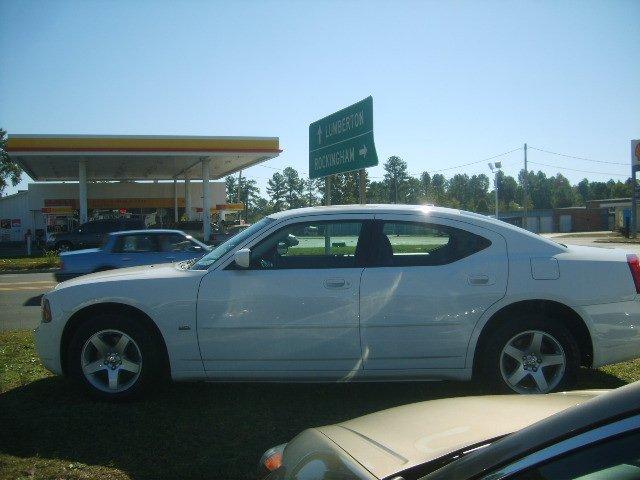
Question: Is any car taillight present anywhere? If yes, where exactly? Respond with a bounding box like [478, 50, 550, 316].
[627, 254, 640, 294]
[258, 444, 286, 478]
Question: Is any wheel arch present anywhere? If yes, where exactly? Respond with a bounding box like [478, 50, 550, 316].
[60, 302, 170, 378]
[471, 299, 593, 377]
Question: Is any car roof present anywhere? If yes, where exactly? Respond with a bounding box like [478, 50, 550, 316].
[265, 204, 565, 250]
[266, 204, 459, 219]
[109, 229, 186, 236]
[86, 218, 142, 223]
[423, 381, 640, 479]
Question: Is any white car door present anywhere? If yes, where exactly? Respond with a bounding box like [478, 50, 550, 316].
[360, 213, 508, 372]
[196, 215, 371, 380]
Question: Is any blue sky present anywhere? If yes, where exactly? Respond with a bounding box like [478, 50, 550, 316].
[1, 0, 638, 196]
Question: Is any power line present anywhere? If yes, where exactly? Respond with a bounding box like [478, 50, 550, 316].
[528, 146, 627, 165]
[527, 160, 629, 178]
[258, 164, 309, 175]
[431, 147, 522, 173]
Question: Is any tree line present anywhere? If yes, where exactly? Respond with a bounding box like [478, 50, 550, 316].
[228, 155, 633, 222]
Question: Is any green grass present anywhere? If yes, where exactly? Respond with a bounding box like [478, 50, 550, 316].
[0, 254, 60, 271]
[1, 330, 639, 480]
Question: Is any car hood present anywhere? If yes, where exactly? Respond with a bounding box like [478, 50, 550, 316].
[316, 391, 606, 479]
[55, 262, 190, 288]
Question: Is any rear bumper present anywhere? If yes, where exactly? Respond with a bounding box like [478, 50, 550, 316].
[584, 298, 640, 367]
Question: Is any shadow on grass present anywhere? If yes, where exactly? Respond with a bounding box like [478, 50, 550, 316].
[0, 368, 626, 480]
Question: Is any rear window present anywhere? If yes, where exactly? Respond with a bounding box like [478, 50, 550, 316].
[372, 221, 491, 267]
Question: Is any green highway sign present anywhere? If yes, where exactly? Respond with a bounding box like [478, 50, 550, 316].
[309, 96, 378, 179]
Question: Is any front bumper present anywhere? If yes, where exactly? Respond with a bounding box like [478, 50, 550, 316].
[34, 323, 63, 375]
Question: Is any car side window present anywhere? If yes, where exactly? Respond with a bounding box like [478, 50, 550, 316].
[507, 430, 640, 480]
[114, 234, 160, 253]
[371, 221, 491, 267]
[246, 220, 367, 270]
[159, 234, 200, 252]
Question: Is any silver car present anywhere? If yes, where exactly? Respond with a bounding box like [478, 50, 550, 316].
[259, 381, 640, 479]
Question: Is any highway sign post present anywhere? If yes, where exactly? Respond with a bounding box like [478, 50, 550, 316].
[309, 96, 378, 204]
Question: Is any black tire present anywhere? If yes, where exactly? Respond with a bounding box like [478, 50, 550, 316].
[480, 314, 580, 394]
[67, 313, 165, 401]
[56, 241, 73, 252]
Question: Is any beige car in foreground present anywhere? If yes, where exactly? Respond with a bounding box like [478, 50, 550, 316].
[259, 382, 640, 480]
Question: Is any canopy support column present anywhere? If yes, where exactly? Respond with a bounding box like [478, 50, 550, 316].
[185, 177, 193, 220]
[173, 179, 179, 223]
[202, 158, 211, 242]
[78, 159, 88, 224]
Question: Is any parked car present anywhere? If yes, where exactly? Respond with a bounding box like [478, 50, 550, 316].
[35, 205, 640, 400]
[48, 218, 145, 251]
[55, 229, 210, 281]
[258, 382, 640, 480]
[210, 223, 251, 245]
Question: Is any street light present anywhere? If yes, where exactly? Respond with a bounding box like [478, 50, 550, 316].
[488, 161, 502, 219]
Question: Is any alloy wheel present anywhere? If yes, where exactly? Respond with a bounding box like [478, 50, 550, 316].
[81, 329, 142, 393]
[499, 330, 566, 394]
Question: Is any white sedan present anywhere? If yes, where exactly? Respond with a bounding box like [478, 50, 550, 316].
[35, 205, 640, 399]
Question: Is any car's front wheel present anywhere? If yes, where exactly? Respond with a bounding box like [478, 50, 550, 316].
[481, 315, 579, 394]
[67, 314, 164, 400]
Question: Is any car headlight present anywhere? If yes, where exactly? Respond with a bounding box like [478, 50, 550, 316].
[258, 443, 286, 478]
[41, 297, 52, 323]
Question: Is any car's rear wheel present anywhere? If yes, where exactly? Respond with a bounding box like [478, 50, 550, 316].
[67, 313, 164, 400]
[481, 315, 579, 394]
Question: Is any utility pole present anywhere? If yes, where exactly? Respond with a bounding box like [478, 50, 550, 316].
[489, 162, 502, 219]
[324, 175, 331, 255]
[523, 143, 529, 230]
[494, 175, 499, 219]
[325, 175, 331, 206]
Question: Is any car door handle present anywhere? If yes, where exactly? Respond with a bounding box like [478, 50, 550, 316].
[165, 256, 176, 260]
[121, 257, 133, 261]
[324, 278, 349, 289]
[468, 275, 492, 285]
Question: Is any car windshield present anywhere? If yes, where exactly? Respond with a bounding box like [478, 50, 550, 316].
[191, 217, 274, 270]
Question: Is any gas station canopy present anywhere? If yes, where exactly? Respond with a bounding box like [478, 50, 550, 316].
[5, 134, 281, 241]
[6, 134, 281, 181]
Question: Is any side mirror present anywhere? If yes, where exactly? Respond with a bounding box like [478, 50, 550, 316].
[234, 248, 251, 269]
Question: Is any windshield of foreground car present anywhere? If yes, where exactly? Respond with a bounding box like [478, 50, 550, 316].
[191, 217, 274, 270]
